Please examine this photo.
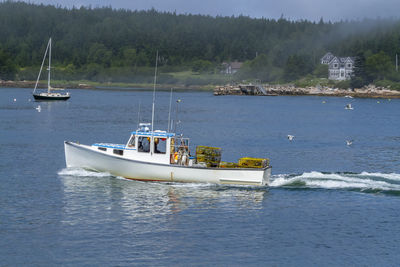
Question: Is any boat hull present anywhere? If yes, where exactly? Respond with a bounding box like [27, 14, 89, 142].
[64, 141, 270, 186]
[33, 93, 70, 101]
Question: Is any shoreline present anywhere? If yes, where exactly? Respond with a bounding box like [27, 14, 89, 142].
[3, 80, 400, 98]
[0, 80, 214, 91]
[214, 84, 400, 99]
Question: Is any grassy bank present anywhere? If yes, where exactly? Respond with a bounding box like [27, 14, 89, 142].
[7, 70, 234, 90]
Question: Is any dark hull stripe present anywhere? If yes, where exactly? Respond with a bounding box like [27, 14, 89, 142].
[33, 94, 70, 101]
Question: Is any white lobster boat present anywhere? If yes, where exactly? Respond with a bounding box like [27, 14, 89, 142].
[64, 123, 271, 186]
[64, 52, 270, 186]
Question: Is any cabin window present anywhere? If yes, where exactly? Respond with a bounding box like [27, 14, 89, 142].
[98, 147, 107, 151]
[113, 149, 124, 156]
[138, 136, 150, 153]
[128, 135, 135, 147]
[154, 137, 166, 154]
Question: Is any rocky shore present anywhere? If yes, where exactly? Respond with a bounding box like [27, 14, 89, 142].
[214, 84, 400, 98]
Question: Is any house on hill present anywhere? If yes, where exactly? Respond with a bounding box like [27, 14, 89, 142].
[221, 61, 243, 74]
[321, 52, 354, 81]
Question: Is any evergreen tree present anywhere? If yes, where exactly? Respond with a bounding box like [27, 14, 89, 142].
[0, 49, 17, 80]
[350, 52, 368, 88]
[283, 55, 312, 82]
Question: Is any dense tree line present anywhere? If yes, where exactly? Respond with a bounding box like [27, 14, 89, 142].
[0, 1, 400, 86]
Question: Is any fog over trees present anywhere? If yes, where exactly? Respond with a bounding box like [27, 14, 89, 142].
[1, 1, 400, 86]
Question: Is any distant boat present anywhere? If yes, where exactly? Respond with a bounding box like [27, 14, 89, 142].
[345, 103, 353, 110]
[346, 140, 353, 146]
[32, 38, 70, 101]
[287, 135, 295, 141]
[344, 95, 353, 98]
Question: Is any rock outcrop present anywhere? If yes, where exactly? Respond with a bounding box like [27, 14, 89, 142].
[214, 84, 400, 98]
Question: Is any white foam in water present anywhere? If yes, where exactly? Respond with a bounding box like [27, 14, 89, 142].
[270, 171, 400, 191]
[58, 167, 112, 178]
[359, 171, 400, 181]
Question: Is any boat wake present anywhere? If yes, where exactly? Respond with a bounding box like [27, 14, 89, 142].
[58, 167, 112, 178]
[58, 167, 400, 195]
[270, 171, 400, 195]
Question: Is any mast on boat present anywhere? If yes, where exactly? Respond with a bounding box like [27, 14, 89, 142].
[149, 50, 158, 155]
[47, 37, 51, 93]
[33, 38, 51, 94]
[151, 50, 158, 134]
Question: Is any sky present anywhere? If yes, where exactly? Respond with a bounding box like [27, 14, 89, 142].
[21, 0, 400, 21]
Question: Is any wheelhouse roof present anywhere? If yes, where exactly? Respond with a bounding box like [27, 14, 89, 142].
[131, 131, 175, 137]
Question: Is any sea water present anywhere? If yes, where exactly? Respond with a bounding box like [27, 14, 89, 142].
[1, 88, 400, 265]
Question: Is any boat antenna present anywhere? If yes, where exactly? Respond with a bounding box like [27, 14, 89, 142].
[47, 37, 51, 93]
[167, 88, 173, 132]
[33, 38, 51, 94]
[174, 98, 181, 133]
[137, 100, 141, 129]
[151, 50, 158, 134]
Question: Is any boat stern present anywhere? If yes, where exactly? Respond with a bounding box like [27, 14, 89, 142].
[262, 167, 272, 186]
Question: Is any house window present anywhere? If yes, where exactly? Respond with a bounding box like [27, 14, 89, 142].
[334, 63, 338, 68]
[347, 64, 352, 68]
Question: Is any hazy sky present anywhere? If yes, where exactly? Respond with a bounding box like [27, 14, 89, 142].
[21, 0, 400, 21]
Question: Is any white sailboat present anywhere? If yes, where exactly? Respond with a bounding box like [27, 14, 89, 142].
[64, 52, 271, 186]
[33, 38, 70, 101]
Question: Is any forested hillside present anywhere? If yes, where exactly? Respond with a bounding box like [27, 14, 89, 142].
[0, 1, 400, 87]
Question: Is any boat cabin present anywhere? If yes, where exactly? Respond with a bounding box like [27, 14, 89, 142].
[92, 123, 191, 165]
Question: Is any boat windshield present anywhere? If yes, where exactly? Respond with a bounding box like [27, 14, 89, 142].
[127, 135, 135, 147]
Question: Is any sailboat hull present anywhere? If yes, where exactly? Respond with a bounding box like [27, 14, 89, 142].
[64, 141, 271, 186]
[33, 93, 70, 101]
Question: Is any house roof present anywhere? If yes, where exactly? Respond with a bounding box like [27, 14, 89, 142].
[230, 61, 243, 69]
[321, 52, 334, 61]
[321, 53, 354, 65]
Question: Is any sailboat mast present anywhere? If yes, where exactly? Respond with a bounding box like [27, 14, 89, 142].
[167, 88, 173, 132]
[47, 38, 52, 93]
[151, 50, 158, 134]
[33, 38, 51, 94]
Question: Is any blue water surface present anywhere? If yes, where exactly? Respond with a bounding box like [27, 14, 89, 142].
[1, 87, 400, 266]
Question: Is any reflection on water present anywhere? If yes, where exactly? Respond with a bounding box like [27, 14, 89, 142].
[59, 168, 268, 226]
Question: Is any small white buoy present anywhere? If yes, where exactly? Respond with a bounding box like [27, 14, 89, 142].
[346, 140, 353, 146]
[35, 105, 41, 112]
[287, 135, 295, 141]
[322, 101, 326, 104]
[13, 98, 16, 102]
[345, 103, 353, 110]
